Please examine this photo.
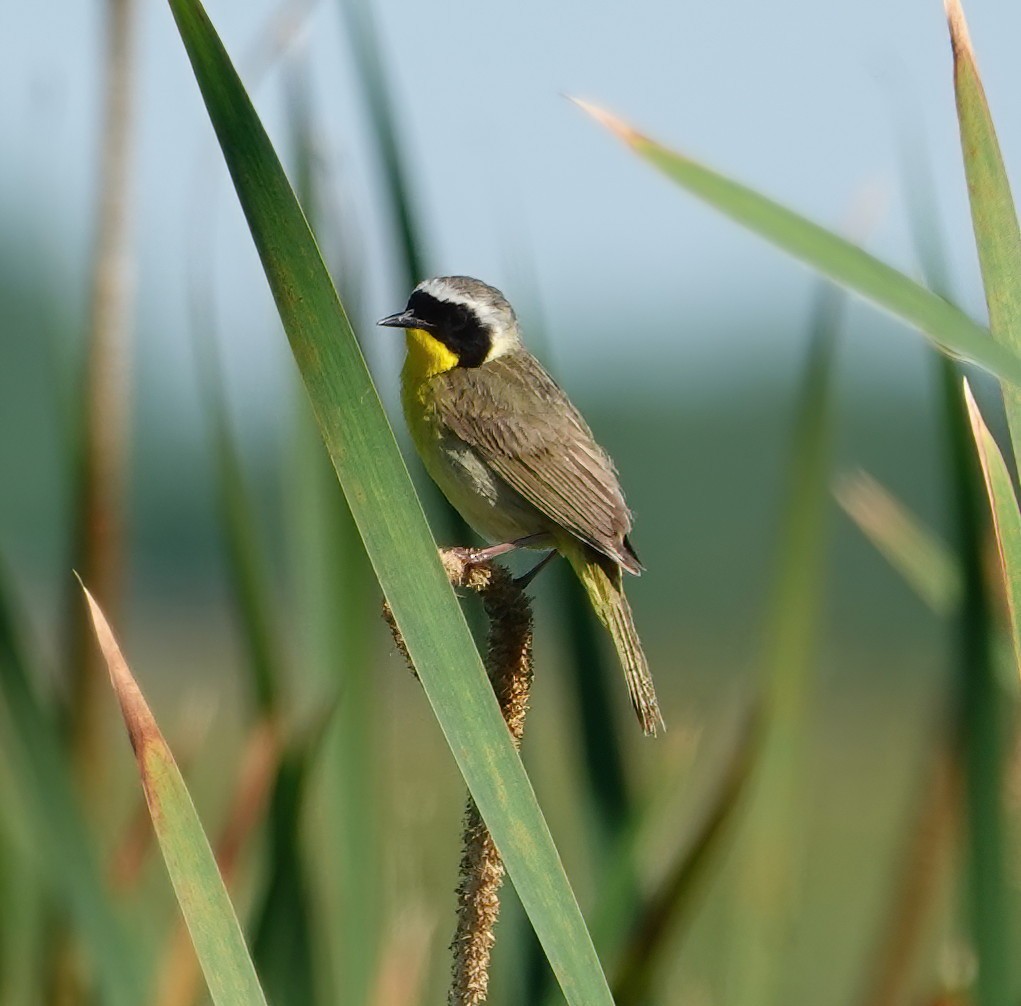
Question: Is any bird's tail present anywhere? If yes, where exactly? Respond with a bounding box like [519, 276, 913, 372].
[559, 537, 664, 736]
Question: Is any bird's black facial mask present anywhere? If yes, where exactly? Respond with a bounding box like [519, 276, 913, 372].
[382, 290, 491, 368]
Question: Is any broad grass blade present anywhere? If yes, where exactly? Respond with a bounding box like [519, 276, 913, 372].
[948, 0, 1021, 469]
[955, 382, 1014, 1006]
[945, 9, 1020, 1002]
[78, 582, 269, 1006]
[730, 281, 842, 1006]
[164, 3, 613, 1002]
[835, 472, 961, 614]
[894, 86, 1002, 1006]
[284, 63, 381, 1006]
[251, 736, 321, 1006]
[0, 567, 142, 1006]
[152, 719, 281, 1006]
[571, 99, 1021, 387]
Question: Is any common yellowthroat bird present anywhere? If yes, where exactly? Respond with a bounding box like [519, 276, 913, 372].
[379, 276, 663, 735]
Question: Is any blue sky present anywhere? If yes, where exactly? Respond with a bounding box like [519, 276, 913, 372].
[3, 0, 1019, 422]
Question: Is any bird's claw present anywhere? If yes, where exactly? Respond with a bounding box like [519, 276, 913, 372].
[447, 545, 486, 567]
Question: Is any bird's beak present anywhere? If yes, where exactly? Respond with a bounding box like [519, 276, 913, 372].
[377, 310, 424, 330]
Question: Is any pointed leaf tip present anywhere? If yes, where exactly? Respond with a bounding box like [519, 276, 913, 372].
[79, 573, 269, 1005]
[567, 96, 642, 144]
[962, 378, 1021, 677]
[945, 0, 974, 59]
[962, 377, 980, 424]
[77, 578, 156, 757]
[961, 379, 998, 480]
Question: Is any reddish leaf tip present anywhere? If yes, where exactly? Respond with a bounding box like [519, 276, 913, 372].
[77, 578, 159, 758]
[566, 96, 642, 145]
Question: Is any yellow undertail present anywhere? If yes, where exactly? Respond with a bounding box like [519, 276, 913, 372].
[557, 535, 664, 736]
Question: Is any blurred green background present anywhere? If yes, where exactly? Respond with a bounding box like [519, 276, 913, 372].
[3, 1, 1021, 1004]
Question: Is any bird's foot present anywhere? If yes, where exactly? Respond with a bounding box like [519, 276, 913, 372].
[447, 534, 553, 569]
[446, 545, 489, 567]
[441, 535, 555, 588]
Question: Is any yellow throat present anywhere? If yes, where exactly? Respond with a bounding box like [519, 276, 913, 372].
[402, 327, 459, 381]
[400, 328, 458, 454]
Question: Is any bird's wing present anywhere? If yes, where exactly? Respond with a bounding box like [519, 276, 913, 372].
[437, 351, 641, 572]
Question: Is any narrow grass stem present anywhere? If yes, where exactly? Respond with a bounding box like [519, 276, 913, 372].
[69, 0, 138, 776]
[858, 742, 960, 1006]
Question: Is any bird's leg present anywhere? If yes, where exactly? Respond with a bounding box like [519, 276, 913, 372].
[515, 549, 559, 588]
[448, 533, 554, 567]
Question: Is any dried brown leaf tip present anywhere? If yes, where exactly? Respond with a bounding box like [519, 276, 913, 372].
[567, 96, 643, 146]
[77, 576, 159, 759]
[945, 0, 975, 60]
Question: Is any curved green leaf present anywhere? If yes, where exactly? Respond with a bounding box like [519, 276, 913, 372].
[959, 381, 1015, 1006]
[964, 384, 1021, 673]
[835, 472, 961, 615]
[0, 567, 142, 1006]
[163, 3, 612, 1004]
[79, 583, 268, 1006]
[572, 98, 1021, 387]
[947, 10, 1019, 1004]
[949, 0, 1021, 469]
[728, 281, 842, 1006]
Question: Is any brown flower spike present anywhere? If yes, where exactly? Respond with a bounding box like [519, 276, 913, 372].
[385, 549, 534, 1006]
